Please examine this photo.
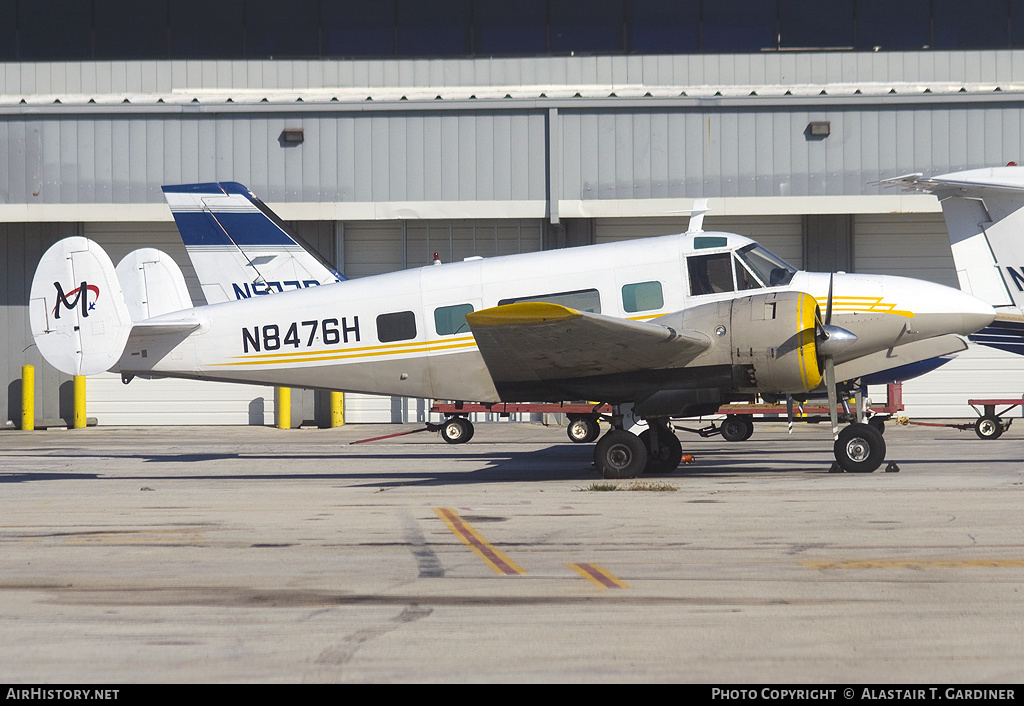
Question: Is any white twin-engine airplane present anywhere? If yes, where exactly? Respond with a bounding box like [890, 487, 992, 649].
[28, 186, 995, 478]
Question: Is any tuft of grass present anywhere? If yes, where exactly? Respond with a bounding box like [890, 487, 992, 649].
[580, 481, 679, 492]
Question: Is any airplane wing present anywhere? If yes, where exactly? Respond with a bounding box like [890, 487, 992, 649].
[465, 302, 710, 386]
[833, 333, 968, 382]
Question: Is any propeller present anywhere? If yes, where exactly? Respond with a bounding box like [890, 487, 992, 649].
[815, 274, 858, 440]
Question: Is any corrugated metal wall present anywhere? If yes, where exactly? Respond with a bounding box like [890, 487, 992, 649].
[5, 52, 1024, 96]
[1, 222, 72, 426]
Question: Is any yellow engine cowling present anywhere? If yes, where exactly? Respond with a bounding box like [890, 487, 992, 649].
[729, 291, 822, 394]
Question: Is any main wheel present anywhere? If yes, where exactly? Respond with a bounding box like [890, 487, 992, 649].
[975, 415, 1003, 440]
[720, 415, 753, 442]
[639, 427, 683, 474]
[440, 416, 474, 444]
[594, 430, 648, 479]
[834, 423, 886, 473]
[567, 416, 600, 444]
[868, 416, 885, 434]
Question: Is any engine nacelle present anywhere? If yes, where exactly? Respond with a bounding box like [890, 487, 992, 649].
[672, 290, 822, 395]
[728, 291, 822, 393]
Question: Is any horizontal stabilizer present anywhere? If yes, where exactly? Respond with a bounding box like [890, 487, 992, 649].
[466, 302, 710, 386]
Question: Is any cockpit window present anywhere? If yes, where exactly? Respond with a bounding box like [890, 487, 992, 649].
[735, 258, 763, 290]
[735, 243, 797, 287]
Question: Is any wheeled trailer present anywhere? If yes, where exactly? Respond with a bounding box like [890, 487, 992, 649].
[429, 401, 611, 444]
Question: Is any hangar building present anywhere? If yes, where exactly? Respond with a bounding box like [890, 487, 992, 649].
[4, 0, 1024, 426]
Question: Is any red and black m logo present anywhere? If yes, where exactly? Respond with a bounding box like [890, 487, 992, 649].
[52, 281, 100, 319]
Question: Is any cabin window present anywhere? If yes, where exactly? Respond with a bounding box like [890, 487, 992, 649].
[498, 288, 601, 314]
[687, 253, 735, 296]
[376, 311, 417, 343]
[621, 281, 664, 313]
[434, 303, 474, 335]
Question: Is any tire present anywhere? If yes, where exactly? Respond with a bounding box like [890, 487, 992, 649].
[567, 417, 600, 444]
[441, 417, 473, 444]
[639, 427, 683, 474]
[868, 416, 885, 435]
[593, 430, 648, 479]
[720, 415, 753, 442]
[975, 415, 1003, 440]
[833, 423, 886, 473]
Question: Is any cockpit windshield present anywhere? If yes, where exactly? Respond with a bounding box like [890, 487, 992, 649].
[735, 243, 797, 287]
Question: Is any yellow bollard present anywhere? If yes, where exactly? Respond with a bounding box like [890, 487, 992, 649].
[73, 375, 86, 429]
[330, 391, 344, 427]
[21, 365, 34, 431]
[276, 386, 291, 429]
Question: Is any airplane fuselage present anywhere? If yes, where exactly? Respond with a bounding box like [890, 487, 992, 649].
[119, 231, 994, 408]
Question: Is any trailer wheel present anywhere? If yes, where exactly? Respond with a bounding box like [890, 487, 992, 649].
[721, 415, 753, 442]
[975, 415, 1003, 440]
[441, 416, 474, 444]
[567, 416, 600, 444]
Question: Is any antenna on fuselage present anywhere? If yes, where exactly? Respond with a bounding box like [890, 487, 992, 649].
[686, 199, 710, 233]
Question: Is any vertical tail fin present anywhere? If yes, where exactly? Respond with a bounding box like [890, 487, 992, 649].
[162, 182, 345, 304]
[29, 237, 133, 375]
[885, 167, 1024, 312]
[115, 248, 194, 321]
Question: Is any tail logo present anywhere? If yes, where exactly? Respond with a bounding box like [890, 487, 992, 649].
[52, 281, 100, 318]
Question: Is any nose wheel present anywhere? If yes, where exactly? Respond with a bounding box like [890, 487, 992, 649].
[833, 423, 885, 473]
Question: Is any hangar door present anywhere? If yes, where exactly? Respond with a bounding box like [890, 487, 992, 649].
[854, 214, 1024, 419]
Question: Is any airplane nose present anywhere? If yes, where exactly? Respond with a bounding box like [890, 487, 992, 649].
[954, 290, 996, 335]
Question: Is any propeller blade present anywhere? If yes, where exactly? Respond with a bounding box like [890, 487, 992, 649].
[825, 356, 839, 441]
[825, 272, 834, 326]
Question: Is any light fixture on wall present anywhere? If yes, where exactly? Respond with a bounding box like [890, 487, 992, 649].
[281, 128, 304, 144]
[808, 121, 831, 137]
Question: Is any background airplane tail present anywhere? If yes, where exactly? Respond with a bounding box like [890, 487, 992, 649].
[890, 167, 1024, 312]
[29, 237, 134, 376]
[162, 182, 344, 305]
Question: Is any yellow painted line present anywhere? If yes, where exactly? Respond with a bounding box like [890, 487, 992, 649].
[814, 296, 915, 318]
[568, 562, 629, 589]
[804, 558, 1024, 570]
[434, 508, 526, 576]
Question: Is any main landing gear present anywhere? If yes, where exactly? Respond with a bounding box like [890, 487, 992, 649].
[592, 411, 685, 479]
